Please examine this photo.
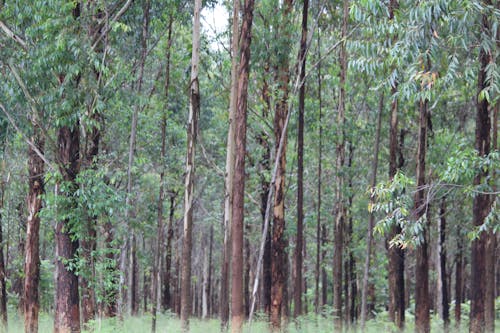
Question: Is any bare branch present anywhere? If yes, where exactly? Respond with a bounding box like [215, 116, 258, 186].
[0, 20, 28, 50]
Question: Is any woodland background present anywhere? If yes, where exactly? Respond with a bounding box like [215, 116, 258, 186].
[0, 0, 499, 332]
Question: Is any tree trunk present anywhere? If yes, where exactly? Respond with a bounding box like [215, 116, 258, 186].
[230, 0, 255, 330]
[221, 0, 239, 328]
[270, 1, 292, 330]
[0, 172, 6, 332]
[438, 197, 449, 330]
[454, 230, 463, 328]
[414, 83, 430, 333]
[180, 0, 200, 329]
[294, 0, 308, 319]
[163, 192, 176, 311]
[259, 67, 272, 316]
[54, 124, 81, 333]
[314, 28, 324, 314]
[151, 16, 173, 332]
[470, 4, 492, 331]
[360, 92, 383, 328]
[333, 1, 349, 329]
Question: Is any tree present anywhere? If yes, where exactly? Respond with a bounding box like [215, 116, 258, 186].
[470, 2, 493, 332]
[270, 0, 293, 329]
[180, 0, 201, 329]
[294, 0, 308, 318]
[333, 0, 349, 329]
[231, 0, 256, 330]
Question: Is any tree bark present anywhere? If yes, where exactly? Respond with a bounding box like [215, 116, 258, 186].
[54, 124, 81, 333]
[180, 0, 200, 330]
[163, 192, 176, 311]
[438, 197, 449, 330]
[294, 0, 308, 319]
[314, 28, 324, 314]
[333, 0, 349, 329]
[270, 1, 293, 330]
[221, 0, 239, 328]
[360, 92, 383, 328]
[230, 0, 255, 330]
[151, 15, 173, 333]
[414, 81, 430, 333]
[454, 230, 463, 328]
[470, 4, 492, 332]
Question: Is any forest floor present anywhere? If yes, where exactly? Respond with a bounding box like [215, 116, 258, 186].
[2, 311, 475, 333]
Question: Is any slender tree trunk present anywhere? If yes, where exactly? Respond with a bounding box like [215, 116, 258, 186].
[54, 124, 81, 333]
[221, 0, 239, 328]
[152, 16, 173, 333]
[386, 1, 405, 330]
[314, 29, 323, 314]
[270, 1, 293, 330]
[455, 230, 463, 328]
[333, 1, 349, 329]
[485, 103, 498, 332]
[230, 0, 255, 330]
[259, 67, 272, 316]
[438, 198, 449, 330]
[24, 119, 44, 333]
[0, 175, 6, 333]
[180, 0, 201, 330]
[345, 145, 356, 327]
[163, 193, 176, 311]
[414, 80, 430, 333]
[470, 4, 492, 332]
[294, 0, 308, 319]
[360, 92, 383, 328]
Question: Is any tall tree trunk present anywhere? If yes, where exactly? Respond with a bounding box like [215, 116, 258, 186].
[220, 0, 239, 328]
[345, 145, 356, 327]
[270, 1, 292, 330]
[470, 4, 492, 332]
[152, 16, 173, 333]
[54, 124, 81, 333]
[485, 103, 498, 332]
[294, 0, 308, 319]
[259, 67, 272, 315]
[414, 76, 430, 333]
[386, 0, 405, 329]
[314, 28, 324, 314]
[24, 118, 44, 333]
[180, 0, 201, 329]
[438, 197, 449, 330]
[163, 192, 176, 311]
[54, 6, 81, 332]
[360, 92, 383, 328]
[333, 0, 349, 329]
[230, 0, 255, 330]
[454, 230, 463, 328]
[0, 174, 6, 332]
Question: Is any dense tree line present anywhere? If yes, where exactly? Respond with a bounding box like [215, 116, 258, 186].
[0, 0, 498, 333]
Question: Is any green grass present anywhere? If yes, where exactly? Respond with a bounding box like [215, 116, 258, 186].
[0, 311, 477, 332]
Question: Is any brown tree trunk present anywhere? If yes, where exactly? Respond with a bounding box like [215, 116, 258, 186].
[294, 0, 308, 319]
[151, 16, 172, 332]
[230, 0, 255, 330]
[485, 103, 498, 332]
[360, 92, 383, 328]
[54, 124, 81, 333]
[270, 1, 292, 330]
[180, 0, 200, 329]
[314, 29, 324, 314]
[163, 192, 176, 311]
[386, 1, 405, 330]
[470, 4, 492, 332]
[259, 67, 272, 316]
[414, 81, 430, 333]
[454, 230, 463, 328]
[0, 169, 7, 332]
[333, 1, 349, 329]
[24, 120, 44, 333]
[438, 197, 449, 330]
[221, 0, 239, 327]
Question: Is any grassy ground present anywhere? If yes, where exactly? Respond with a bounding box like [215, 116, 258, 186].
[2, 310, 475, 333]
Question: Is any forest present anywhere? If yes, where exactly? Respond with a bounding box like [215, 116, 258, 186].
[0, 0, 499, 332]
